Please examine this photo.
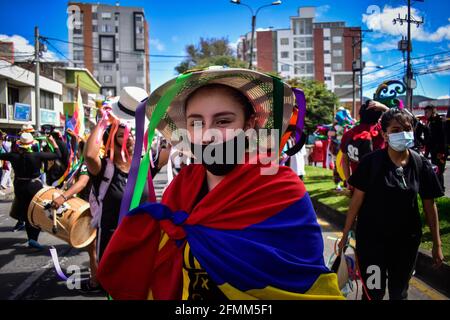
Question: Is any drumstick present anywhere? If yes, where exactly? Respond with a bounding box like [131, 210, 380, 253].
[52, 194, 58, 234]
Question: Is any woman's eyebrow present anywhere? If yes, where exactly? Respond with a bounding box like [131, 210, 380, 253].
[187, 114, 203, 119]
[213, 112, 236, 117]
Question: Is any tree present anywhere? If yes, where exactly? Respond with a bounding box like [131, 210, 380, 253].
[287, 78, 338, 134]
[175, 37, 247, 74]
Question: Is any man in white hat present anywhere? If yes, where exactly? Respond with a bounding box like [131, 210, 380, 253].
[108, 86, 149, 128]
[0, 132, 61, 249]
[80, 86, 151, 292]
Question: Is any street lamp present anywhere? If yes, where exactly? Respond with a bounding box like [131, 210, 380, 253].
[231, 0, 282, 69]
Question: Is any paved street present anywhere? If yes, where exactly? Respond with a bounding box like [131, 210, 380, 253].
[0, 167, 447, 300]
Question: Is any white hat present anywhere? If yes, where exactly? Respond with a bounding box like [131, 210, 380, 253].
[21, 123, 35, 133]
[18, 132, 35, 148]
[110, 87, 148, 121]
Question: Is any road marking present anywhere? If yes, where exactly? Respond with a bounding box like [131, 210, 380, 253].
[410, 277, 448, 300]
[8, 248, 71, 300]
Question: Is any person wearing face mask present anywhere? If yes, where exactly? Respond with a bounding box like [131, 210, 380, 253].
[338, 108, 444, 300]
[96, 67, 344, 300]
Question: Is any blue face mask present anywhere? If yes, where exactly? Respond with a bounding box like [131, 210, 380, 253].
[388, 131, 415, 152]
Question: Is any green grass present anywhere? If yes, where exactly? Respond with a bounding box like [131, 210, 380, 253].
[304, 166, 349, 214]
[304, 165, 450, 263]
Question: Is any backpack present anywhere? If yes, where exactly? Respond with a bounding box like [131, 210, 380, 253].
[89, 158, 115, 228]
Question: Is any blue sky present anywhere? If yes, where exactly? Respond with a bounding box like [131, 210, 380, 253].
[0, 0, 449, 99]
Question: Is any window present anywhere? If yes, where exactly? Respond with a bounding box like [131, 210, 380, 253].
[115, 13, 120, 21]
[333, 49, 342, 57]
[103, 64, 113, 71]
[40, 90, 54, 110]
[294, 63, 314, 75]
[333, 63, 343, 71]
[324, 50, 331, 54]
[137, 63, 144, 71]
[93, 25, 98, 32]
[134, 12, 145, 51]
[325, 76, 332, 81]
[104, 75, 113, 83]
[101, 87, 116, 97]
[136, 76, 144, 84]
[332, 36, 342, 44]
[121, 76, 129, 84]
[280, 38, 289, 45]
[92, 12, 98, 20]
[281, 64, 290, 72]
[99, 35, 115, 62]
[8, 87, 19, 106]
[324, 63, 331, 67]
[101, 24, 112, 33]
[293, 37, 313, 49]
[0, 103, 7, 119]
[73, 50, 84, 61]
[324, 37, 330, 41]
[293, 18, 313, 35]
[281, 51, 289, 59]
[294, 51, 313, 62]
[101, 12, 112, 20]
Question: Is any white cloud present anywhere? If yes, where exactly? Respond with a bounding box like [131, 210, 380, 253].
[0, 34, 57, 61]
[363, 60, 393, 84]
[316, 5, 330, 18]
[371, 38, 398, 51]
[363, 5, 450, 42]
[229, 37, 241, 52]
[437, 95, 450, 100]
[362, 46, 370, 56]
[149, 38, 165, 52]
[255, 27, 272, 32]
[171, 36, 179, 43]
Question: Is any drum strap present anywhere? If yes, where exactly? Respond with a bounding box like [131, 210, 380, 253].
[89, 159, 115, 228]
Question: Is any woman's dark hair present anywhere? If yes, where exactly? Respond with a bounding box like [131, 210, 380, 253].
[185, 84, 255, 121]
[381, 108, 414, 132]
[102, 125, 112, 146]
[359, 100, 383, 125]
[78, 140, 85, 154]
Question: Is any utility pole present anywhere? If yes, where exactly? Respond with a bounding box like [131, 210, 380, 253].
[34, 26, 41, 130]
[393, 0, 424, 111]
[346, 28, 371, 118]
[249, 15, 256, 69]
[352, 36, 357, 118]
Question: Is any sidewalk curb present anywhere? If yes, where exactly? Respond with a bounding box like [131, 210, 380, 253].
[310, 197, 450, 297]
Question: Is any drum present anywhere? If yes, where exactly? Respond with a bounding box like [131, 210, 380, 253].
[27, 187, 96, 249]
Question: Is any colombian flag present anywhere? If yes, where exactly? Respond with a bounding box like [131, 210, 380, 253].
[97, 160, 344, 300]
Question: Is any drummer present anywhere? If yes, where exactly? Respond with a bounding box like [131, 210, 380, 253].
[0, 132, 61, 250]
[51, 136, 100, 293]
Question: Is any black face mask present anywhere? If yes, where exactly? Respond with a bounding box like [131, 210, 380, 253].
[190, 132, 246, 176]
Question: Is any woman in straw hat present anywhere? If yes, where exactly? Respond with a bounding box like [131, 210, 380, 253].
[0, 132, 60, 249]
[97, 67, 344, 300]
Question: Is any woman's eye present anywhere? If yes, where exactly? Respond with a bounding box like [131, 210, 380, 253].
[216, 119, 232, 126]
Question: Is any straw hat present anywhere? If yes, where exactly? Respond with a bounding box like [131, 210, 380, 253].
[146, 67, 296, 143]
[17, 132, 35, 148]
[20, 123, 35, 134]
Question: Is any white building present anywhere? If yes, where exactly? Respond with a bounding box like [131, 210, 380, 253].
[0, 60, 63, 131]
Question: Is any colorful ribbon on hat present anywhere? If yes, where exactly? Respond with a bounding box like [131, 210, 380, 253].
[129, 72, 193, 212]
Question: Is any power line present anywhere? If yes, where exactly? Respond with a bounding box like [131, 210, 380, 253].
[41, 36, 189, 59]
